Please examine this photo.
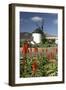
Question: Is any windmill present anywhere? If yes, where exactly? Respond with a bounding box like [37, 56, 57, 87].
[41, 19, 44, 31]
[34, 18, 44, 32]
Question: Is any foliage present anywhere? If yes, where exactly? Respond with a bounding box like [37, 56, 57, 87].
[20, 41, 58, 77]
[20, 39, 25, 47]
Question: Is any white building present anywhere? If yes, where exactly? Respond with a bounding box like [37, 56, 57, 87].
[32, 28, 58, 44]
[32, 33, 41, 44]
[32, 28, 44, 44]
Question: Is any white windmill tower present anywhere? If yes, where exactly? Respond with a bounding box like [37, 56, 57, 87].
[32, 18, 44, 44]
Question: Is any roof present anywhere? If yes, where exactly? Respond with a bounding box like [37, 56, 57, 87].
[45, 32, 57, 37]
[32, 27, 44, 35]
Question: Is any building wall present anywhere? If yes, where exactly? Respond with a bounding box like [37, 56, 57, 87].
[32, 33, 41, 43]
[32, 33, 58, 44]
[46, 36, 57, 40]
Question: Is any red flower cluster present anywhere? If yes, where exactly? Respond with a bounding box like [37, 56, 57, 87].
[22, 41, 29, 56]
[46, 52, 55, 60]
[29, 48, 32, 53]
[34, 47, 38, 53]
[46, 48, 48, 53]
[32, 59, 37, 74]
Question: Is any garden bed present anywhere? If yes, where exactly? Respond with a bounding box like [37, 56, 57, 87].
[20, 47, 58, 77]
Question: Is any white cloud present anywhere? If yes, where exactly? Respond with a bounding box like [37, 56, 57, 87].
[31, 16, 43, 22]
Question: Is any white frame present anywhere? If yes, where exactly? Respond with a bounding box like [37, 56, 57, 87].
[15, 6, 64, 84]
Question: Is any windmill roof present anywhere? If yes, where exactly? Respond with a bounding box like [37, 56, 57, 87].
[32, 27, 44, 35]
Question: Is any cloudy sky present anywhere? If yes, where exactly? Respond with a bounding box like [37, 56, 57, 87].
[20, 12, 58, 36]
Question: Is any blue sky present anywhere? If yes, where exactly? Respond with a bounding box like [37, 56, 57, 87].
[20, 12, 58, 36]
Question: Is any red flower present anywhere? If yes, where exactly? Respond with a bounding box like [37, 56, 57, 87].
[46, 48, 48, 53]
[50, 52, 54, 59]
[22, 41, 29, 56]
[46, 53, 52, 60]
[47, 53, 50, 60]
[29, 48, 32, 53]
[32, 60, 37, 74]
[34, 47, 38, 53]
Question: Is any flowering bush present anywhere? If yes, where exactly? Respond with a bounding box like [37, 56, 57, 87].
[20, 41, 58, 77]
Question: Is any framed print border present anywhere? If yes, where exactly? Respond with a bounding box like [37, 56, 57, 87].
[9, 3, 64, 86]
